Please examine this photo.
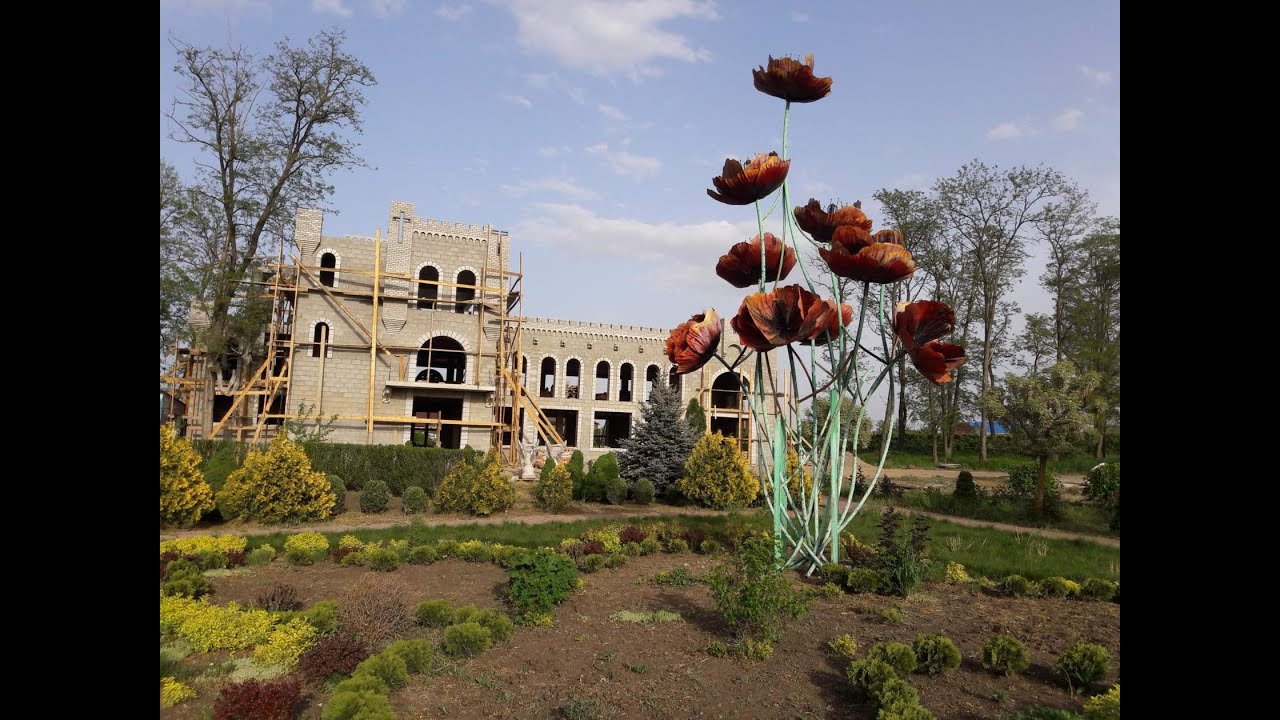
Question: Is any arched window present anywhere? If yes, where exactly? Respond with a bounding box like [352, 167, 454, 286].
[415, 336, 466, 384]
[540, 357, 556, 398]
[711, 372, 743, 410]
[311, 322, 330, 358]
[417, 266, 438, 309]
[565, 359, 581, 399]
[595, 361, 611, 401]
[319, 253, 337, 287]
[455, 270, 476, 314]
[520, 356, 528, 390]
[669, 365, 681, 402]
[645, 364, 660, 400]
[619, 363, 634, 402]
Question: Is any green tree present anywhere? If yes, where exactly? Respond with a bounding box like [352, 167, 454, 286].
[1061, 219, 1120, 459]
[618, 382, 695, 495]
[534, 458, 572, 511]
[1033, 182, 1096, 360]
[677, 432, 758, 509]
[984, 362, 1098, 518]
[162, 29, 376, 367]
[685, 398, 707, 436]
[566, 449, 586, 499]
[1014, 313, 1057, 375]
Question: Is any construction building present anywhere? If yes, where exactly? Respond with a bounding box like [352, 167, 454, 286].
[163, 201, 790, 464]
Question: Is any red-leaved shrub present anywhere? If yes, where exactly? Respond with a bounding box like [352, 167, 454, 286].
[619, 526, 648, 544]
[298, 634, 370, 681]
[212, 678, 301, 720]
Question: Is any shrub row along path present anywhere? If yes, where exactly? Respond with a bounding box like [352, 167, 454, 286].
[893, 508, 1120, 548]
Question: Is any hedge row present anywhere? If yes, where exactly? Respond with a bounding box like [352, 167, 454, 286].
[191, 440, 469, 497]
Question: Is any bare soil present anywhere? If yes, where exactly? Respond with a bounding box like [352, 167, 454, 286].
[165, 555, 1119, 719]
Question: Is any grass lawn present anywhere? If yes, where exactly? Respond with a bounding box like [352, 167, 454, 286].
[874, 490, 1117, 538]
[882, 451, 1116, 474]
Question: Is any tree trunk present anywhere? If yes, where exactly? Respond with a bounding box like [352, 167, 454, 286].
[897, 355, 908, 435]
[1034, 454, 1048, 519]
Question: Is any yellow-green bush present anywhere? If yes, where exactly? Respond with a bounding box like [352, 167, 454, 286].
[160, 534, 248, 558]
[943, 562, 970, 584]
[1084, 684, 1120, 720]
[284, 532, 331, 565]
[434, 448, 516, 516]
[160, 676, 196, 707]
[579, 526, 623, 554]
[534, 462, 573, 511]
[253, 618, 318, 669]
[159, 595, 276, 652]
[677, 432, 759, 509]
[783, 447, 814, 499]
[160, 425, 215, 528]
[216, 434, 336, 523]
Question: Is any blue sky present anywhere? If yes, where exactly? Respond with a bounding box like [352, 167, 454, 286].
[160, 0, 1119, 345]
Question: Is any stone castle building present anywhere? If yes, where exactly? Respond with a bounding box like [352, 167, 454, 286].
[187, 201, 780, 463]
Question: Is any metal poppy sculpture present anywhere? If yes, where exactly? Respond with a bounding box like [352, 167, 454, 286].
[669, 56, 967, 570]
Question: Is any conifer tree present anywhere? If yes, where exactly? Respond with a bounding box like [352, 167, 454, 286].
[618, 382, 694, 495]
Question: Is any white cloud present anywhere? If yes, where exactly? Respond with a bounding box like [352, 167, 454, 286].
[516, 202, 755, 263]
[597, 104, 628, 121]
[791, 10, 808, 22]
[436, 2, 472, 20]
[162, 0, 272, 16]
[500, 177, 599, 199]
[504, 0, 718, 77]
[370, 0, 406, 17]
[1080, 65, 1113, 86]
[987, 121, 1028, 141]
[586, 143, 661, 177]
[1052, 107, 1084, 132]
[500, 94, 533, 108]
[311, 0, 351, 16]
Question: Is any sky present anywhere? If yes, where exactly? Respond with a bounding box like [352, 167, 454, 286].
[160, 0, 1120, 418]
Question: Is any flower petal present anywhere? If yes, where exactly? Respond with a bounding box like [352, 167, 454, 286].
[794, 199, 873, 243]
[893, 300, 956, 351]
[752, 54, 833, 103]
[715, 233, 798, 288]
[909, 342, 966, 384]
[665, 310, 722, 374]
[819, 242, 916, 284]
[707, 152, 791, 205]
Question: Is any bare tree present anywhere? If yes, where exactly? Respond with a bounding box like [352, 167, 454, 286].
[934, 161, 1065, 461]
[163, 29, 376, 366]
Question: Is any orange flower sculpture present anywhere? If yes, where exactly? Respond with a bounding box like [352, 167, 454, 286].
[665, 310, 722, 374]
[731, 285, 849, 351]
[793, 199, 873, 243]
[707, 152, 791, 205]
[752, 55, 833, 103]
[716, 233, 798, 288]
[908, 342, 966, 384]
[894, 301, 966, 384]
[819, 225, 916, 284]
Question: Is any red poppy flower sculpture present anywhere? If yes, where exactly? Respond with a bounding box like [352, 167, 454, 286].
[752, 55, 833, 103]
[716, 233, 798, 288]
[707, 152, 791, 205]
[793, 199, 873, 243]
[731, 285, 850, 352]
[665, 310, 722, 374]
[819, 224, 916, 284]
[894, 301, 966, 384]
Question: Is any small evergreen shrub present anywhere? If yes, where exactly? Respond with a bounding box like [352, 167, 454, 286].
[161, 559, 210, 599]
[877, 678, 921, 712]
[435, 539, 460, 558]
[666, 539, 689, 553]
[1080, 578, 1118, 601]
[880, 606, 906, 625]
[943, 562, 970, 584]
[706, 535, 809, 646]
[435, 449, 516, 516]
[1083, 684, 1120, 720]
[700, 540, 722, 554]
[848, 657, 898, 703]
[654, 566, 695, 587]
[579, 554, 606, 573]
[217, 435, 335, 523]
[160, 425, 216, 528]
[360, 480, 391, 513]
[1040, 577, 1081, 598]
[252, 618, 318, 669]
[386, 639, 432, 674]
[982, 634, 1031, 674]
[401, 485, 429, 514]
[458, 540, 493, 562]
[333, 673, 389, 696]
[828, 634, 858, 661]
[912, 634, 961, 675]
[283, 532, 330, 565]
[583, 453, 621, 503]
[818, 582, 844, 600]
[474, 608, 514, 641]
[819, 563, 851, 586]
[366, 547, 399, 572]
[876, 508, 931, 597]
[1003, 575, 1036, 597]
[534, 461, 573, 511]
[567, 450, 586, 500]
[632, 478, 655, 504]
[212, 678, 301, 720]
[320, 689, 395, 720]
[867, 642, 917, 677]
[298, 634, 369, 681]
[506, 549, 579, 615]
[160, 677, 196, 707]
[676, 432, 759, 509]
[622, 542, 643, 556]
[1057, 643, 1110, 690]
[352, 652, 409, 690]
[246, 545, 277, 565]
[954, 470, 977, 500]
[415, 599, 455, 628]
[442, 622, 492, 657]
[327, 474, 346, 515]
[604, 474, 628, 505]
[639, 537, 662, 555]
[300, 601, 339, 635]
[847, 568, 881, 594]
[407, 545, 438, 565]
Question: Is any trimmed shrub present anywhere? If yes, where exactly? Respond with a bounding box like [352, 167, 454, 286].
[583, 452, 621, 503]
[1084, 684, 1120, 720]
[212, 678, 301, 720]
[458, 540, 493, 562]
[622, 542, 643, 557]
[1003, 575, 1036, 597]
[506, 549, 579, 615]
[301, 601, 339, 635]
[252, 618, 317, 669]
[160, 425, 215, 528]
[867, 642, 918, 677]
[283, 532, 329, 565]
[1080, 578, 1118, 601]
[666, 538, 689, 554]
[407, 545, 438, 565]
[847, 568, 882, 594]
[443, 622, 492, 657]
[943, 562, 970, 584]
[435, 539, 460, 558]
[819, 563, 851, 586]
[880, 607, 906, 625]
[677, 432, 759, 509]
[700, 540, 722, 554]
[639, 537, 662, 555]
[333, 673, 389, 695]
[255, 583, 301, 612]
[298, 634, 369, 682]
[982, 634, 1031, 674]
[954, 470, 977, 500]
[817, 582, 844, 600]
[321, 689, 395, 720]
[632, 478, 655, 504]
[327, 474, 346, 516]
[366, 547, 399, 572]
[353, 652, 409, 690]
[360, 480, 391, 513]
[160, 677, 196, 707]
[912, 634, 961, 675]
[161, 559, 210, 599]
[535, 461, 573, 511]
[415, 599, 455, 628]
[706, 535, 809, 646]
[474, 609, 514, 642]
[217, 435, 335, 523]
[1057, 643, 1110, 690]
[877, 678, 920, 712]
[848, 657, 898, 703]
[604, 474, 628, 505]
[247, 545, 277, 565]
[1040, 576, 1081, 598]
[401, 485, 429, 514]
[386, 639, 432, 674]
[435, 448, 516, 516]
[302, 442, 466, 495]
[879, 703, 936, 720]
[578, 554, 606, 573]
[828, 634, 858, 661]
[201, 441, 242, 493]
[338, 578, 411, 649]
[566, 450, 586, 500]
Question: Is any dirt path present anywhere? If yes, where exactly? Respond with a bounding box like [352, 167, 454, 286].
[895, 507, 1120, 547]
